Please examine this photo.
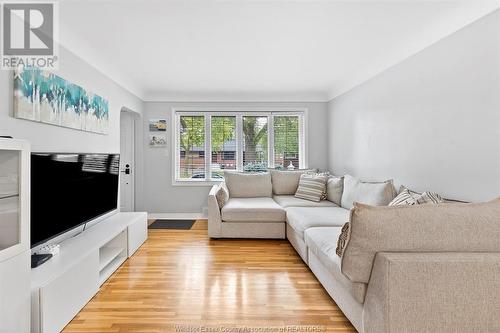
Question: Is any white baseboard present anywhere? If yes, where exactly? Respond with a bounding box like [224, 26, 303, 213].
[148, 212, 206, 220]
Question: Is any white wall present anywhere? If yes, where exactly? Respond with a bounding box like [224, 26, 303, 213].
[327, 10, 500, 202]
[139, 102, 329, 214]
[0, 46, 144, 153]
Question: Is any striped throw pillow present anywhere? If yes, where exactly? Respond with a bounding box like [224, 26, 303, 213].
[294, 173, 328, 202]
[390, 186, 444, 206]
[389, 187, 419, 206]
[336, 222, 350, 257]
[417, 191, 444, 204]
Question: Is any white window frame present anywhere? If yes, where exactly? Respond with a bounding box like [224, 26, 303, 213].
[172, 107, 308, 186]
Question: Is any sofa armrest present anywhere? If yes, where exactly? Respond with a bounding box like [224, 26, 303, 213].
[363, 252, 500, 333]
[208, 184, 222, 238]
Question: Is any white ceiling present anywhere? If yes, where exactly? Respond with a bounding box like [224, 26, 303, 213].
[59, 0, 500, 102]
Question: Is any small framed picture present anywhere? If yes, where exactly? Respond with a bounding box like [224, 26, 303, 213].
[149, 119, 167, 132]
[149, 134, 167, 147]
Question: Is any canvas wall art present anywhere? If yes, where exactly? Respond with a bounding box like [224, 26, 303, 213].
[149, 134, 167, 147]
[149, 118, 166, 131]
[13, 67, 109, 134]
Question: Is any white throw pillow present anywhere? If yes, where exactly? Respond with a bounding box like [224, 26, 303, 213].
[340, 175, 395, 209]
[294, 173, 328, 202]
[224, 172, 272, 198]
[327, 176, 344, 205]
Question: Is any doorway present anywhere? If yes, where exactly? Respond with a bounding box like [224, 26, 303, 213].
[120, 110, 136, 212]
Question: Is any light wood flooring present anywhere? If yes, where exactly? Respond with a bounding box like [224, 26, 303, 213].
[63, 220, 356, 333]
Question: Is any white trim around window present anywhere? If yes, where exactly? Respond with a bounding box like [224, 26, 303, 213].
[171, 107, 308, 186]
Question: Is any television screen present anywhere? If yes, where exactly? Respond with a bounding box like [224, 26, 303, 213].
[31, 153, 120, 248]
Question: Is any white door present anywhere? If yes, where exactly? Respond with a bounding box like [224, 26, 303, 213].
[120, 111, 135, 212]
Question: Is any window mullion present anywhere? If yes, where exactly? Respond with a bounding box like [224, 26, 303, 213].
[299, 115, 306, 169]
[175, 114, 180, 181]
[236, 115, 243, 172]
[268, 115, 275, 169]
[205, 115, 211, 180]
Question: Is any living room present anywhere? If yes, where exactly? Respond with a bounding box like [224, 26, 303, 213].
[0, 1, 499, 332]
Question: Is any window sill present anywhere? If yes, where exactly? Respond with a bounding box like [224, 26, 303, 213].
[172, 179, 223, 187]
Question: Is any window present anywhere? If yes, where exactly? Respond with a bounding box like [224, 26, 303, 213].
[178, 115, 205, 179]
[174, 110, 306, 183]
[243, 116, 268, 172]
[273, 116, 300, 169]
[211, 116, 237, 178]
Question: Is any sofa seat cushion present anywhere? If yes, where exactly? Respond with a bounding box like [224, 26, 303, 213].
[273, 195, 337, 208]
[286, 206, 350, 239]
[305, 227, 367, 304]
[221, 198, 286, 222]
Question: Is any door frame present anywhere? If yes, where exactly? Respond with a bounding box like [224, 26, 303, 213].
[120, 108, 140, 212]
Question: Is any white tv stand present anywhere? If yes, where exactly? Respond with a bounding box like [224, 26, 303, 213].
[31, 212, 148, 333]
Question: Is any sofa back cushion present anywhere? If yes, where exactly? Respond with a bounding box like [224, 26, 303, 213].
[340, 175, 395, 209]
[270, 170, 310, 195]
[224, 172, 272, 198]
[327, 176, 344, 205]
[341, 198, 500, 284]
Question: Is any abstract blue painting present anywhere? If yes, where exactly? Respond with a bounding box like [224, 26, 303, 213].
[13, 67, 109, 134]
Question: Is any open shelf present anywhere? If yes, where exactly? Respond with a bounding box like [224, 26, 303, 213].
[99, 247, 123, 271]
[99, 254, 126, 285]
[97, 229, 128, 286]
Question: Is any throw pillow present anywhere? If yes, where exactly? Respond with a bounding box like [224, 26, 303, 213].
[341, 175, 396, 209]
[336, 222, 350, 257]
[294, 173, 328, 202]
[417, 191, 444, 204]
[389, 186, 419, 206]
[215, 184, 229, 209]
[307, 171, 330, 201]
[327, 176, 344, 205]
[389, 186, 445, 206]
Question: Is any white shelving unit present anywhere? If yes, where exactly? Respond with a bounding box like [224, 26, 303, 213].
[0, 138, 31, 333]
[31, 212, 148, 333]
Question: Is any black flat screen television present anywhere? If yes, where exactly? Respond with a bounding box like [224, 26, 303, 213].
[31, 153, 120, 248]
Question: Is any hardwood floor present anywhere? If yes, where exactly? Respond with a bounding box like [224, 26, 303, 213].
[63, 220, 356, 333]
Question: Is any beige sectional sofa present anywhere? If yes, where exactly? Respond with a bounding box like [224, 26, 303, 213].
[208, 170, 500, 333]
